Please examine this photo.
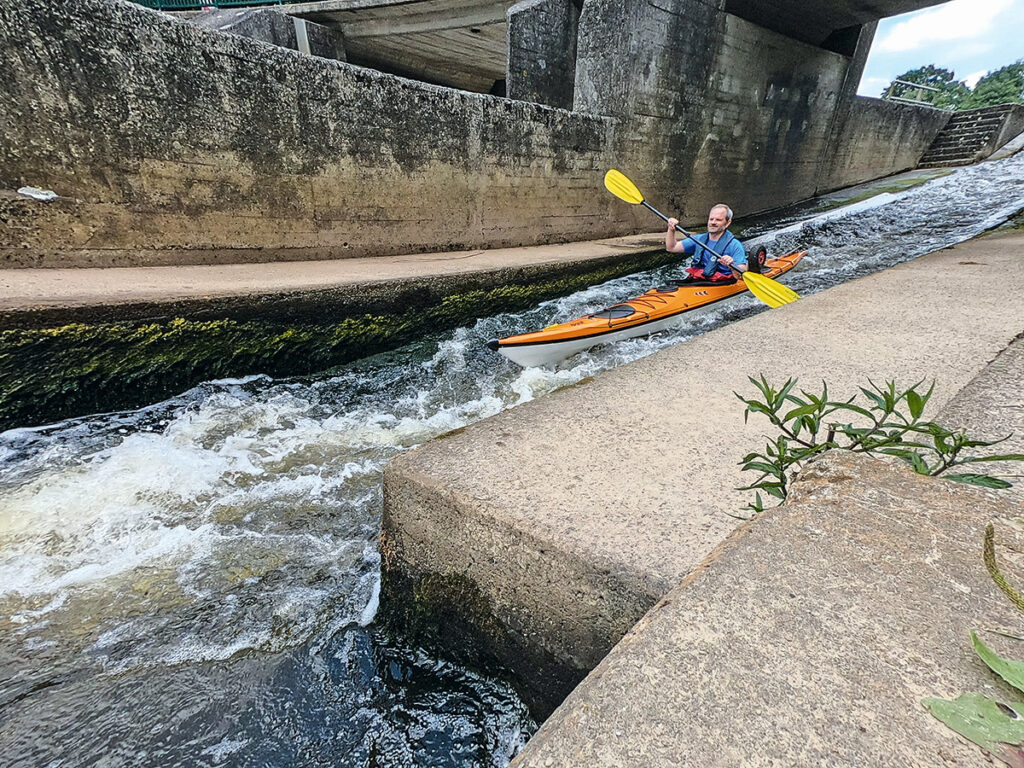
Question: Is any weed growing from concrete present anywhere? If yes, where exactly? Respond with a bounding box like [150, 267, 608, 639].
[922, 524, 1024, 763]
[735, 376, 1024, 516]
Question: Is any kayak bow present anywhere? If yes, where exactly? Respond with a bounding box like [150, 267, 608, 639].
[488, 250, 805, 368]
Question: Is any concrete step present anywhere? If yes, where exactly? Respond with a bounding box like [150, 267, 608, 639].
[917, 158, 975, 168]
[921, 143, 989, 156]
[918, 105, 1016, 168]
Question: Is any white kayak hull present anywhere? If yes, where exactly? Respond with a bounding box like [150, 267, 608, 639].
[495, 302, 715, 367]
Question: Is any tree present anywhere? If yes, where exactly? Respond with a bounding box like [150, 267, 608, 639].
[961, 60, 1024, 109]
[881, 65, 970, 109]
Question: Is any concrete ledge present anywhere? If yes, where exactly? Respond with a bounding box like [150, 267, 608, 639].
[0, 233, 667, 328]
[381, 232, 1024, 717]
[511, 451, 1024, 766]
[0, 235, 671, 430]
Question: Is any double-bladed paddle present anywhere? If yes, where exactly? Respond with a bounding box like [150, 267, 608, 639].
[603, 169, 799, 308]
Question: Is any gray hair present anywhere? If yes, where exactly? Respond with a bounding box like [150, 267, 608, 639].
[710, 203, 733, 221]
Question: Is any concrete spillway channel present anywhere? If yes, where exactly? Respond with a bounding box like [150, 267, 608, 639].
[381, 232, 1024, 760]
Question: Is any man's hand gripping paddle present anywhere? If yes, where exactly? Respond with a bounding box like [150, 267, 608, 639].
[603, 169, 799, 308]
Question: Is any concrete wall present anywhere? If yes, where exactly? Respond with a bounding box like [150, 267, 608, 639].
[990, 103, 1024, 158]
[822, 96, 951, 189]
[572, 0, 941, 218]
[1, 0, 950, 268]
[189, 7, 348, 62]
[0, 0, 625, 268]
[507, 0, 580, 110]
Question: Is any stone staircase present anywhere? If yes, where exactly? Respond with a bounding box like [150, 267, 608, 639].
[918, 104, 1018, 167]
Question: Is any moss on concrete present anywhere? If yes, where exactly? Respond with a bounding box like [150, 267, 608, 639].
[808, 170, 953, 214]
[1001, 208, 1024, 231]
[0, 250, 674, 430]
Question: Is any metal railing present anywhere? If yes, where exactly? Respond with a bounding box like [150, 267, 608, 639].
[883, 79, 943, 107]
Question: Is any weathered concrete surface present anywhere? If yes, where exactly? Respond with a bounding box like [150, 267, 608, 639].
[938, 335, 1024, 504]
[189, 7, 347, 62]
[992, 105, 1024, 161]
[511, 451, 1024, 766]
[0, 231, 664, 327]
[507, 0, 579, 109]
[823, 96, 950, 190]
[1, 0, 620, 269]
[1, 0, 948, 269]
[381, 231, 1024, 715]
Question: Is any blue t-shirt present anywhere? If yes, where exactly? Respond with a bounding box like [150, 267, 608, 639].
[681, 231, 746, 277]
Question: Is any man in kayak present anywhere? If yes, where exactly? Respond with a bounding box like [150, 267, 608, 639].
[666, 204, 748, 283]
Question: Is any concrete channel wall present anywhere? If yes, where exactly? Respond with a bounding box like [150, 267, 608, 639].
[822, 96, 951, 190]
[0, 0, 618, 268]
[1, 0, 948, 268]
[511, 449, 1024, 766]
[381, 233, 1024, 720]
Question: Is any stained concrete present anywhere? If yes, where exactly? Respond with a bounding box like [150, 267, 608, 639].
[511, 450, 1024, 767]
[0, 231, 664, 326]
[2, 0, 948, 268]
[937, 336, 1024, 504]
[381, 231, 1024, 715]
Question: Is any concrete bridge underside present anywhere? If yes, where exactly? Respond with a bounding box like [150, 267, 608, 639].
[284, 0, 951, 94]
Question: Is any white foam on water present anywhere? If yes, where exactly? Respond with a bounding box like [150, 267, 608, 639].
[2, 152, 1022, 768]
[201, 736, 250, 763]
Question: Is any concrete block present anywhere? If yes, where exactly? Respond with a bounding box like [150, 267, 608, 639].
[512, 451, 1024, 766]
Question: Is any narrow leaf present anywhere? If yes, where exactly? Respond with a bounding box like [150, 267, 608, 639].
[859, 387, 885, 409]
[946, 473, 1013, 489]
[985, 522, 1024, 613]
[909, 453, 930, 474]
[972, 631, 1024, 695]
[907, 389, 925, 419]
[783, 403, 819, 421]
[828, 402, 875, 419]
[961, 454, 1024, 464]
[923, 692, 1024, 768]
[743, 461, 783, 477]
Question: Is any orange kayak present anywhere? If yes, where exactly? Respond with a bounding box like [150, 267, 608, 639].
[488, 250, 805, 367]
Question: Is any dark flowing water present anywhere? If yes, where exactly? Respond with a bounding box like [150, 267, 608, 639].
[2, 153, 1023, 768]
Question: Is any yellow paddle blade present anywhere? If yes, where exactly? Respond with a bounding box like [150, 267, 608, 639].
[743, 271, 800, 308]
[604, 169, 645, 205]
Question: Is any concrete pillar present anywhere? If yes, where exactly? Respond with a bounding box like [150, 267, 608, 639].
[189, 8, 347, 63]
[572, 0, 720, 119]
[817, 21, 878, 192]
[506, 0, 581, 110]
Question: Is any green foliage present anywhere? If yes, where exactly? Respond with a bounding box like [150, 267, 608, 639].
[883, 65, 970, 109]
[925, 536, 1024, 767]
[923, 690, 1024, 767]
[883, 61, 1024, 111]
[962, 60, 1024, 109]
[735, 376, 1023, 515]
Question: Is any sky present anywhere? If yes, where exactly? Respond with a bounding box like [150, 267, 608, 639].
[857, 0, 1024, 96]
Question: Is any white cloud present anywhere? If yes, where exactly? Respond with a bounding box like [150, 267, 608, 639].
[858, 76, 891, 95]
[876, 0, 1014, 53]
[964, 69, 989, 87]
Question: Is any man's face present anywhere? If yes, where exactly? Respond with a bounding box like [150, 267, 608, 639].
[707, 207, 730, 236]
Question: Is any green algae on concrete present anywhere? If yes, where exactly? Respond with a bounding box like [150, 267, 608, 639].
[804, 169, 954, 215]
[0, 250, 675, 430]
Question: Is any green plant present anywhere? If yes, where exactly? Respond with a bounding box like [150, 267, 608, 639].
[735, 376, 1024, 515]
[924, 525, 1024, 766]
